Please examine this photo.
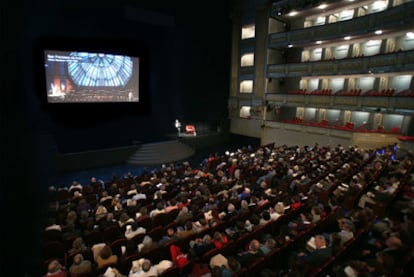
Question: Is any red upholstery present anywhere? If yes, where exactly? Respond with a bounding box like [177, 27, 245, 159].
[185, 125, 196, 134]
[398, 136, 414, 142]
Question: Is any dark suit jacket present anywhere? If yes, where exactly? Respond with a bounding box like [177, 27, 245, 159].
[236, 250, 264, 267]
[300, 246, 332, 267]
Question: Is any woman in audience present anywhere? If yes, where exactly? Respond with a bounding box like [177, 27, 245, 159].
[290, 195, 302, 210]
[239, 199, 250, 214]
[212, 231, 229, 249]
[270, 202, 285, 221]
[95, 204, 108, 223]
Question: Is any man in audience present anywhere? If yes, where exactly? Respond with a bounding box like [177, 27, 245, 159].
[175, 206, 193, 225]
[235, 239, 264, 267]
[95, 245, 118, 271]
[158, 226, 178, 246]
[381, 235, 405, 264]
[295, 234, 332, 268]
[129, 259, 158, 277]
[44, 259, 67, 277]
[150, 202, 166, 218]
[260, 237, 277, 255]
[69, 253, 92, 277]
[99, 212, 118, 231]
[138, 235, 158, 254]
[221, 256, 241, 277]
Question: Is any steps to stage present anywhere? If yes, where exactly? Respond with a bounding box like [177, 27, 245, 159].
[126, 140, 195, 166]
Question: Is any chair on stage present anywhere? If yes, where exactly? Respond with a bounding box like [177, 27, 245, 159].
[185, 125, 196, 135]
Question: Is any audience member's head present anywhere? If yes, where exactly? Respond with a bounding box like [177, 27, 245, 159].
[99, 245, 112, 259]
[274, 202, 285, 214]
[47, 259, 64, 274]
[385, 235, 402, 249]
[262, 211, 271, 221]
[264, 237, 276, 251]
[141, 259, 152, 272]
[184, 220, 193, 231]
[72, 253, 84, 265]
[314, 234, 327, 249]
[249, 239, 261, 252]
[227, 256, 240, 272]
[142, 235, 153, 248]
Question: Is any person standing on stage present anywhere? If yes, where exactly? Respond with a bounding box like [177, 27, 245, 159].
[175, 119, 182, 136]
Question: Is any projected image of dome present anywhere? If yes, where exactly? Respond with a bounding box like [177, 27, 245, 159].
[67, 52, 133, 87]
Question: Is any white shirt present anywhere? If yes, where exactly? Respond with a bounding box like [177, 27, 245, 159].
[125, 227, 146, 240]
[129, 266, 158, 277]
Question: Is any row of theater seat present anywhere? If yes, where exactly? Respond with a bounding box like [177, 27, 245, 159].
[287, 88, 413, 96]
[281, 119, 402, 134]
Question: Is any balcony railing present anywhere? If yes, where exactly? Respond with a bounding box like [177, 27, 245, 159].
[267, 50, 414, 78]
[264, 93, 414, 110]
[268, 1, 414, 48]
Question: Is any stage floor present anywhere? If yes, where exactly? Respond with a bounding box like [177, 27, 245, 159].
[52, 133, 260, 187]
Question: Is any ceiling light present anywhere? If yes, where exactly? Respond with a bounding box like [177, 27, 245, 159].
[288, 11, 298, 16]
[406, 32, 414, 38]
[316, 41, 322, 44]
[288, 44, 293, 48]
[318, 4, 327, 9]
[375, 30, 382, 35]
[344, 36, 351, 40]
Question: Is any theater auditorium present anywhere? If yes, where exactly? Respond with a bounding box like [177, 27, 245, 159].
[3, 0, 414, 276]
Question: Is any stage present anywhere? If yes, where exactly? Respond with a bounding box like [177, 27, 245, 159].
[167, 130, 230, 150]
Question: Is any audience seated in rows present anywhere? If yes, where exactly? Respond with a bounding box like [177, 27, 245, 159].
[42, 142, 413, 277]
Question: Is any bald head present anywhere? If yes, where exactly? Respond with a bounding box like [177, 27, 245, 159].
[73, 254, 83, 265]
[47, 260, 62, 274]
[249, 239, 261, 252]
[386, 236, 402, 249]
